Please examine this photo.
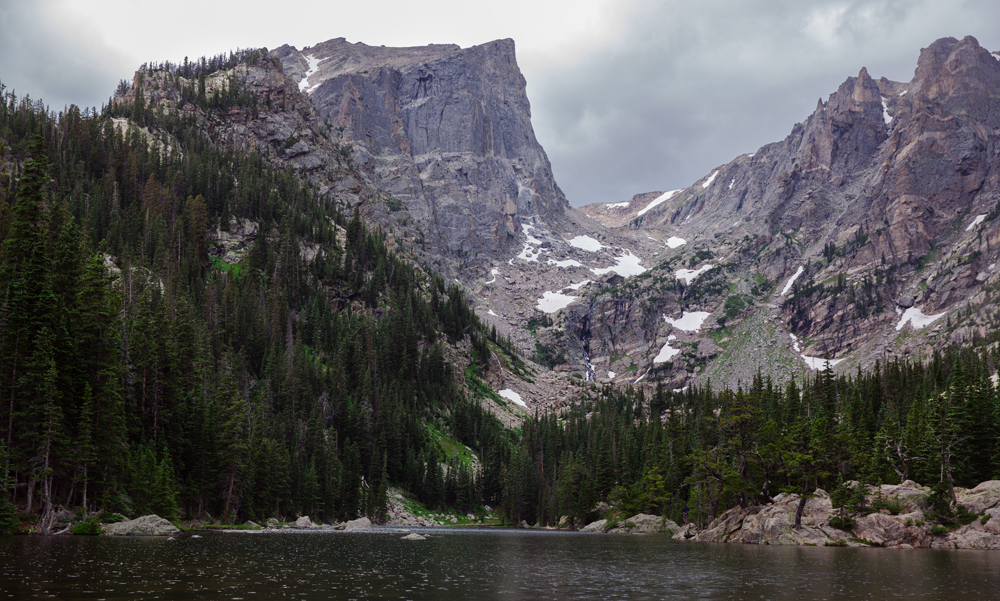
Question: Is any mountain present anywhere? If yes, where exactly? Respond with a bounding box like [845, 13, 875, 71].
[567, 36, 1000, 391]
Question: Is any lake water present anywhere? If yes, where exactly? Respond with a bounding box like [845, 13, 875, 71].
[3, 527, 1000, 599]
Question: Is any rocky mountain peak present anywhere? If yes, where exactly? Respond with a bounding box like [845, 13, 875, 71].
[269, 37, 575, 268]
[910, 36, 1000, 119]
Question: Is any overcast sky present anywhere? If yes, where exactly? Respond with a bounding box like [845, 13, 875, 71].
[2, 0, 999, 207]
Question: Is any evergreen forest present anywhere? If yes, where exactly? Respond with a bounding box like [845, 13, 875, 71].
[1, 50, 999, 535]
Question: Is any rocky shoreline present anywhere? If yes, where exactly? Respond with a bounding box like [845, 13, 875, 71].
[676, 480, 1000, 549]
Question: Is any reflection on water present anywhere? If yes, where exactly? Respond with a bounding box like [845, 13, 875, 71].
[3, 527, 1000, 599]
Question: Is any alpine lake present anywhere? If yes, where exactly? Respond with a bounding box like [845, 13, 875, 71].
[4, 527, 1000, 600]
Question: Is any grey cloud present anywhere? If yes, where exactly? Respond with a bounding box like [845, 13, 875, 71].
[526, 0, 1000, 206]
[0, 2, 132, 112]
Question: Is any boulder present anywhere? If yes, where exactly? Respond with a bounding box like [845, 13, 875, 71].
[955, 481, 1000, 514]
[401, 533, 426, 540]
[344, 517, 373, 532]
[580, 519, 607, 533]
[295, 516, 313, 528]
[671, 523, 698, 540]
[853, 513, 915, 547]
[245, 521, 260, 528]
[875, 482, 930, 512]
[606, 514, 679, 534]
[104, 515, 179, 536]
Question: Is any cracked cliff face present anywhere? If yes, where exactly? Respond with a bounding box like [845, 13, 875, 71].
[272, 38, 573, 264]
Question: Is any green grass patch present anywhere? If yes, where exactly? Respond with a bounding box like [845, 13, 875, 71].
[426, 421, 478, 469]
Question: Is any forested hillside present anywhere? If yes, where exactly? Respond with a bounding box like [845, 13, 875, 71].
[0, 49, 522, 532]
[506, 347, 1000, 529]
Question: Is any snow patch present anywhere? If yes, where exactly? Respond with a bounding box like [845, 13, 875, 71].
[663, 311, 711, 332]
[488, 309, 498, 317]
[967, 214, 987, 232]
[789, 333, 801, 353]
[666, 236, 687, 249]
[485, 268, 499, 284]
[702, 171, 719, 189]
[536, 291, 579, 313]
[802, 356, 845, 371]
[654, 341, 681, 363]
[566, 280, 592, 291]
[548, 258, 583, 268]
[780, 266, 805, 296]
[881, 97, 892, 124]
[299, 55, 323, 93]
[637, 189, 681, 217]
[729, 178, 735, 190]
[675, 264, 714, 285]
[499, 389, 526, 408]
[605, 201, 630, 209]
[634, 368, 650, 384]
[608, 371, 616, 380]
[590, 250, 646, 278]
[899, 90, 907, 96]
[566, 235, 604, 252]
[522, 223, 542, 245]
[896, 306, 946, 331]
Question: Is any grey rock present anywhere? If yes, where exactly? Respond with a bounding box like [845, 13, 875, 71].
[344, 517, 373, 531]
[103, 515, 179, 536]
[401, 533, 426, 540]
[295, 516, 313, 528]
[580, 519, 607, 533]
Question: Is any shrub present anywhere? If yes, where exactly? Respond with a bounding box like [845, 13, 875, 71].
[72, 518, 103, 536]
[930, 524, 950, 536]
[825, 539, 848, 547]
[829, 516, 855, 531]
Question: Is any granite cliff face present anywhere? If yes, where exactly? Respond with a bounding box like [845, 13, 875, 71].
[568, 36, 1000, 391]
[272, 38, 575, 263]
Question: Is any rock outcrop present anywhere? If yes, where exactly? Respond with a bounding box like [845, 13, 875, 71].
[686, 480, 1000, 549]
[272, 37, 575, 263]
[103, 515, 180, 536]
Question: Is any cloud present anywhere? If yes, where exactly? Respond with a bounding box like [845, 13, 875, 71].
[524, 0, 1000, 205]
[0, 2, 133, 111]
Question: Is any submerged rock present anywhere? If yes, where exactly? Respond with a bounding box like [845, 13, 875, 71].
[401, 533, 426, 540]
[103, 515, 179, 536]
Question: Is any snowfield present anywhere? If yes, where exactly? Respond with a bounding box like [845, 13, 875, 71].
[666, 236, 686, 249]
[663, 311, 711, 332]
[536, 291, 579, 313]
[675, 264, 714, 285]
[567, 235, 603, 252]
[896, 307, 946, 331]
[590, 250, 646, 278]
[637, 189, 681, 217]
[498, 389, 527, 408]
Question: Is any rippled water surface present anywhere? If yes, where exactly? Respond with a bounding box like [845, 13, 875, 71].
[4, 528, 1000, 599]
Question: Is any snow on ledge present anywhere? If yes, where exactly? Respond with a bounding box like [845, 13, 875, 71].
[664, 311, 711, 332]
[967, 214, 987, 232]
[702, 170, 719, 189]
[485, 268, 499, 284]
[605, 201, 630, 209]
[896, 306, 946, 331]
[780, 266, 805, 296]
[637, 189, 681, 217]
[666, 236, 687, 249]
[498, 389, 527, 408]
[675, 264, 714, 285]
